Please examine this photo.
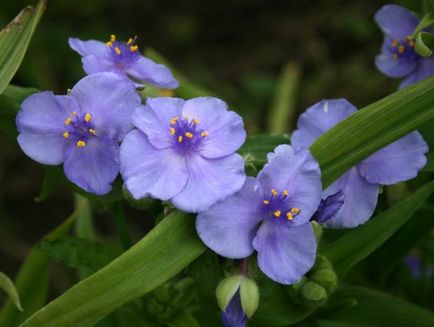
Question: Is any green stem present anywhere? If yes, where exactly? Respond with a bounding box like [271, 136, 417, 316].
[112, 201, 133, 249]
[413, 13, 434, 36]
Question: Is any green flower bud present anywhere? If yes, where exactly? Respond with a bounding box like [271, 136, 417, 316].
[216, 275, 243, 311]
[300, 281, 327, 307]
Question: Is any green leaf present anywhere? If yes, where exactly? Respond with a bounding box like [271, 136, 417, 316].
[310, 76, 434, 188]
[317, 286, 434, 327]
[321, 181, 434, 277]
[0, 0, 46, 95]
[0, 272, 22, 311]
[21, 211, 205, 327]
[425, 0, 434, 14]
[415, 31, 434, 58]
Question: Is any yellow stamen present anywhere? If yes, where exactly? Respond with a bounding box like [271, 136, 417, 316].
[286, 212, 294, 220]
[110, 34, 116, 42]
[391, 39, 399, 47]
[63, 132, 69, 138]
[170, 116, 179, 125]
[282, 189, 289, 196]
[408, 40, 415, 48]
[291, 207, 300, 214]
[130, 45, 138, 52]
[76, 140, 86, 148]
[89, 128, 96, 135]
[193, 119, 200, 125]
[185, 132, 193, 138]
[84, 113, 92, 122]
[115, 47, 121, 55]
[398, 45, 405, 54]
[263, 200, 270, 205]
[271, 189, 278, 196]
[274, 210, 281, 218]
[106, 41, 113, 47]
[64, 117, 72, 125]
[201, 131, 209, 137]
[178, 135, 183, 143]
[72, 111, 77, 116]
[392, 53, 398, 60]
[127, 38, 133, 45]
[170, 127, 176, 135]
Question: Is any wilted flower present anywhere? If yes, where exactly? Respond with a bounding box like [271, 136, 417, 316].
[69, 34, 178, 89]
[196, 145, 322, 284]
[292, 99, 428, 228]
[120, 97, 246, 213]
[312, 191, 345, 224]
[375, 4, 434, 88]
[16, 73, 141, 195]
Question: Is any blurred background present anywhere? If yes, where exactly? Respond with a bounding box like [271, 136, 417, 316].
[0, 0, 432, 317]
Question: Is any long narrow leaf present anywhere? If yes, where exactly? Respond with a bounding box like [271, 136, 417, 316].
[0, 272, 22, 311]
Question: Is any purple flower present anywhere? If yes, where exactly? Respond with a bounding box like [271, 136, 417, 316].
[69, 34, 178, 89]
[312, 191, 345, 224]
[196, 145, 322, 284]
[221, 291, 246, 327]
[375, 5, 434, 88]
[120, 97, 246, 213]
[16, 73, 141, 195]
[292, 99, 428, 228]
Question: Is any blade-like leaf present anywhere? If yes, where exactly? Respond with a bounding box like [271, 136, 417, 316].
[310, 76, 434, 188]
[0, 0, 46, 95]
[0, 272, 22, 311]
[21, 211, 205, 327]
[321, 181, 434, 277]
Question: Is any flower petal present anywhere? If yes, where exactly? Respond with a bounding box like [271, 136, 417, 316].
[292, 99, 357, 151]
[253, 221, 316, 285]
[257, 145, 322, 226]
[323, 167, 379, 228]
[120, 129, 188, 200]
[221, 291, 247, 327]
[358, 132, 428, 185]
[399, 58, 434, 88]
[133, 97, 185, 149]
[196, 177, 264, 258]
[70, 73, 140, 141]
[126, 56, 179, 89]
[17, 132, 66, 165]
[375, 53, 417, 78]
[181, 97, 246, 158]
[69, 37, 108, 57]
[63, 136, 119, 195]
[171, 153, 246, 213]
[375, 5, 419, 40]
[82, 54, 116, 75]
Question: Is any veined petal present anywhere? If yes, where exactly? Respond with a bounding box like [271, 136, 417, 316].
[323, 167, 379, 228]
[120, 129, 188, 200]
[196, 177, 264, 258]
[17, 132, 66, 165]
[69, 37, 109, 57]
[63, 135, 119, 195]
[374, 5, 419, 40]
[181, 97, 246, 158]
[126, 56, 179, 89]
[399, 58, 434, 89]
[171, 153, 246, 213]
[253, 221, 316, 285]
[358, 132, 428, 185]
[375, 53, 417, 78]
[292, 99, 357, 151]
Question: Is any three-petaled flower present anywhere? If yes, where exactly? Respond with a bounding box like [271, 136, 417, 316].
[16, 73, 141, 195]
[120, 97, 246, 213]
[196, 145, 322, 284]
[375, 4, 434, 88]
[292, 98, 428, 228]
[69, 34, 179, 89]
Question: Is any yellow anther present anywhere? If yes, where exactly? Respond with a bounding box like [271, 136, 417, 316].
[273, 210, 281, 218]
[178, 135, 183, 143]
[84, 113, 92, 122]
[392, 53, 398, 60]
[64, 117, 72, 125]
[409, 40, 415, 48]
[115, 47, 121, 55]
[201, 131, 209, 137]
[127, 38, 133, 45]
[263, 200, 270, 205]
[185, 132, 193, 138]
[271, 189, 278, 196]
[170, 116, 179, 125]
[63, 132, 70, 138]
[170, 127, 176, 135]
[184, 115, 189, 121]
[398, 45, 405, 54]
[193, 119, 200, 125]
[291, 207, 300, 214]
[76, 140, 86, 148]
[130, 45, 138, 52]
[106, 41, 113, 47]
[110, 34, 116, 42]
[72, 111, 77, 116]
[391, 39, 399, 47]
[282, 189, 289, 196]
[89, 128, 96, 135]
[286, 212, 294, 220]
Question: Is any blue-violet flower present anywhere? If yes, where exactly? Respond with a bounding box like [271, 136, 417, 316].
[221, 291, 246, 327]
[196, 145, 322, 284]
[375, 4, 434, 88]
[16, 73, 141, 195]
[120, 97, 246, 213]
[69, 34, 179, 89]
[292, 98, 428, 228]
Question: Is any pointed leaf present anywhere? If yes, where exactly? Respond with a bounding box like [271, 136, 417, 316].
[0, 272, 22, 311]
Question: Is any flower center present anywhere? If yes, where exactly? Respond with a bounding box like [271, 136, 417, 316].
[262, 188, 301, 222]
[168, 116, 208, 153]
[106, 34, 140, 68]
[63, 111, 97, 148]
[390, 36, 419, 61]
